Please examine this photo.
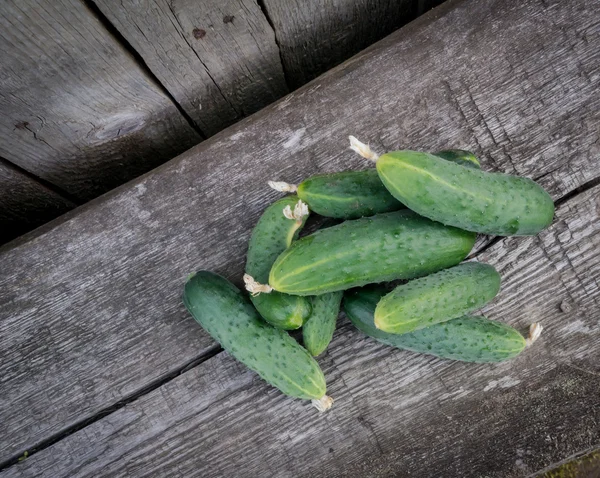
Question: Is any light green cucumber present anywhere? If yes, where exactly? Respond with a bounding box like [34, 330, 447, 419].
[291, 150, 479, 219]
[344, 287, 528, 362]
[246, 196, 312, 329]
[375, 262, 501, 334]
[302, 291, 343, 356]
[269, 210, 476, 296]
[376, 150, 554, 235]
[183, 271, 332, 409]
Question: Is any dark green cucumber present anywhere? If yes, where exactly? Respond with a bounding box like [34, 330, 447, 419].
[376, 150, 554, 235]
[246, 196, 312, 329]
[375, 262, 501, 334]
[184, 271, 332, 409]
[293, 150, 479, 219]
[344, 287, 528, 362]
[302, 291, 343, 356]
[269, 210, 476, 295]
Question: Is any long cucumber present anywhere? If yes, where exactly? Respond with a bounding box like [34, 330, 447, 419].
[245, 196, 312, 329]
[344, 287, 541, 363]
[269, 210, 476, 295]
[375, 262, 501, 334]
[184, 271, 333, 410]
[302, 291, 343, 356]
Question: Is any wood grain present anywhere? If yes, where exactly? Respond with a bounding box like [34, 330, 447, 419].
[93, 0, 288, 136]
[4, 185, 600, 477]
[261, 0, 417, 88]
[1, 0, 599, 470]
[0, 160, 75, 244]
[0, 0, 201, 200]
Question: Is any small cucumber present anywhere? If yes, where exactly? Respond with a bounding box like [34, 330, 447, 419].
[184, 271, 333, 410]
[302, 291, 343, 356]
[270, 150, 479, 220]
[375, 262, 501, 334]
[269, 210, 476, 296]
[376, 150, 554, 236]
[245, 196, 312, 329]
[344, 287, 534, 363]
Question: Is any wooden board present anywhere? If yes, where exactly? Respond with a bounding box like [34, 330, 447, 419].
[3, 183, 600, 478]
[261, 0, 417, 88]
[0, 0, 201, 201]
[0, 160, 75, 244]
[93, 0, 288, 137]
[1, 0, 599, 471]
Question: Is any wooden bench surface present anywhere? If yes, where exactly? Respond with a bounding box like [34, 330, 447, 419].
[1, 0, 599, 475]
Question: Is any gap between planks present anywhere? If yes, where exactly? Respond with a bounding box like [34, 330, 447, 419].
[2, 172, 599, 472]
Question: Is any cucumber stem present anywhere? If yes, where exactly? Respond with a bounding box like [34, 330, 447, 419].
[311, 395, 334, 412]
[349, 135, 380, 162]
[243, 274, 273, 296]
[283, 200, 309, 225]
[525, 322, 543, 346]
[268, 180, 298, 193]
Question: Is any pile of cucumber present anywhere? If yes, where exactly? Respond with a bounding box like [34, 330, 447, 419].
[184, 137, 553, 412]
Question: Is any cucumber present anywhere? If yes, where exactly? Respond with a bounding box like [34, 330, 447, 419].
[302, 291, 343, 356]
[184, 271, 333, 410]
[269, 210, 476, 295]
[344, 287, 530, 362]
[376, 150, 554, 236]
[270, 150, 479, 220]
[245, 196, 312, 329]
[375, 262, 501, 334]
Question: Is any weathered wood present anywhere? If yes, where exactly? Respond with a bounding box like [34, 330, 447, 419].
[0, 0, 201, 201]
[3, 185, 600, 478]
[93, 0, 288, 136]
[1, 0, 599, 469]
[0, 160, 75, 244]
[261, 0, 417, 88]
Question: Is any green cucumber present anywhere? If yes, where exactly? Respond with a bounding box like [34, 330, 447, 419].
[375, 262, 501, 334]
[269, 210, 476, 296]
[245, 196, 312, 329]
[376, 150, 554, 236]
[184, 271, 332, 410]
[272, 150, 479, 220]
[344, 287, 530, 362]
[302, 291, 343, 356]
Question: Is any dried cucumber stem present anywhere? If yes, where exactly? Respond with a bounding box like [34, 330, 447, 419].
[349, 135, 379, 162]
[243, 273, 273, 296]
[268, 180, 298, 193]
[311, 395, 334, 412]
[283, 199, 309, 225]
[525, 323, 543, 346]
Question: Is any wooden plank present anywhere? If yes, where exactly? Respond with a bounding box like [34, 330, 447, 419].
[1, 0, 599, 467]
[0, 0, 201, 201]
[261, 0, 418, 88]
[93, 0, 288, 137]
[0, 160, 75, 244]
[3, 184, 599, 477]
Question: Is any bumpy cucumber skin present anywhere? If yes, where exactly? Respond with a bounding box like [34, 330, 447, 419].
[296, 151, 479, 220]
[344, 287, 526, 362]
[269, 210, 476, 296]
[302, 291, 343, 356]
[375, 262, 501, 334]
[377, 150, 554, 236]
[184, 271, 326, 399]
[297, 169, 403, 219]
[246, 196, 312, 329]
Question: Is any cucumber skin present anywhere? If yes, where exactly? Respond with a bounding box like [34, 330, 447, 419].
[377, 151, 554, 236]
[269, 210, 476, 296]
[344, 287, 526, 363]
[302, 291, 343, 356]
[246, 196, 312, 329]
[296, 150, 479, 220]
[184, 271, 326, 400]
[375, 262, 501, 334]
